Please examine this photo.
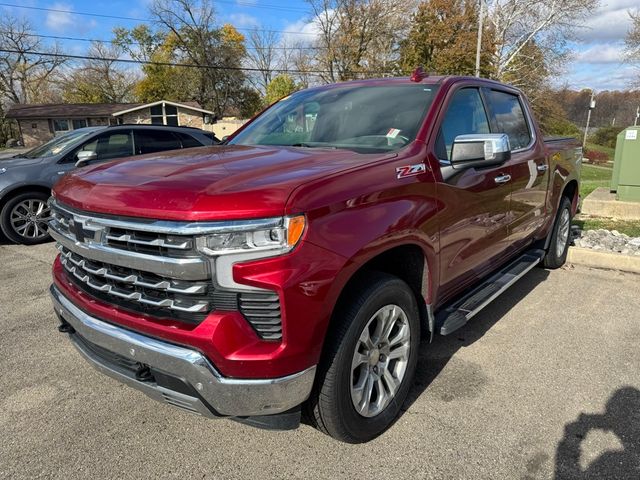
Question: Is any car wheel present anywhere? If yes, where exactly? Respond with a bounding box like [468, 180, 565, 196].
[542, 196, 572, 269]
[307, 272, 420, 443]
[0, 192, 53, 245]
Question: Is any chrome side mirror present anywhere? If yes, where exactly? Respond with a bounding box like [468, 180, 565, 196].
[450, 133, 511, 169]
[75, 150, 98, 168]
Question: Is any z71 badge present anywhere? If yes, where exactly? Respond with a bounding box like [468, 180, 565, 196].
[396, 164, 427, 179]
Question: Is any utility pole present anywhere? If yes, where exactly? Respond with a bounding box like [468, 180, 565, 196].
[475, 0, 484, 77]
[582, 90, 596, 150]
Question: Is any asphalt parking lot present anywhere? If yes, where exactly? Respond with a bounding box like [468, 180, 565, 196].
[1, 241, 639, 479]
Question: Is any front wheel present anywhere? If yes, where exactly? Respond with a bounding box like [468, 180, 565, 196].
[307, 272, 420, 443]
[542, 196, 572, 269]
[0, 192, 53, 245]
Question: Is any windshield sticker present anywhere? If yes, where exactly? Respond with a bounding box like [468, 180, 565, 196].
[396, 164, 427, 179]
[386, 128, 401, 138]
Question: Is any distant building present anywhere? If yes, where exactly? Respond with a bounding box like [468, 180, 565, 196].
[6, 100, 245, 148]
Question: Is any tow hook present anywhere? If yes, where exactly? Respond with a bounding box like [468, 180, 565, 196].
[57, 322, 75, 334]
[135, 364, 154, 382]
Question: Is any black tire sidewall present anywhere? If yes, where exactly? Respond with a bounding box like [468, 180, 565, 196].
[0, 192, 52, 245]
[323, 276, 420, 442]
[544, 197, 572, 268]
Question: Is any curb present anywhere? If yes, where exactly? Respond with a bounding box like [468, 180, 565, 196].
[567, 247, 640, 274]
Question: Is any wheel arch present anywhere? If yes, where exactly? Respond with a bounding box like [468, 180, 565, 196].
[329, 242, 434, 340]
[0, 184, 52, 211]
[562, 179, 579, 215]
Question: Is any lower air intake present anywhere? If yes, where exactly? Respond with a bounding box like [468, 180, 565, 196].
[238, 292, 282, 341]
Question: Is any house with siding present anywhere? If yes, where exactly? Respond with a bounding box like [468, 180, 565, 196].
[6, 100, 245, 148]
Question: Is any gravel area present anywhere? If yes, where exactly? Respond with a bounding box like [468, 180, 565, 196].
[573, 228, 640, 255]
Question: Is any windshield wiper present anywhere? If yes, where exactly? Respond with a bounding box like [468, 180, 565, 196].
[289, 143, 337, 149]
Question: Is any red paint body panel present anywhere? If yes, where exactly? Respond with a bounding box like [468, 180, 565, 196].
[51, 75, 580, 380]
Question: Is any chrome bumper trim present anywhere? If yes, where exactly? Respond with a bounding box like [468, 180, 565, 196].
[50, 224, 209, 281]
[50, 285, 316, 418]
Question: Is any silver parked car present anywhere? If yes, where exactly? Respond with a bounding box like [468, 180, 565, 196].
[0, 125, 218, 245]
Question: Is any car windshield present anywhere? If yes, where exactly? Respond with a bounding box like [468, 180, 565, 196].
[230, 84, 439, 153]
[21, 129, 99, 159]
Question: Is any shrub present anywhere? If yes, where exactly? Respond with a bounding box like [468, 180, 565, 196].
[583, 148, 610, 165]
[589, 126, 624, 149]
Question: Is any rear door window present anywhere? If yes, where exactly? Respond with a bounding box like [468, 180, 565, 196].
[134, 130, 183, 154]
[88, 130, 134, 161]
[485, 90, 532, 150]
[436, 88, 491, 162]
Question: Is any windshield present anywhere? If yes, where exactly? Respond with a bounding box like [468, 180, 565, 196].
[230, 84, 439, 153]
[21, 129, 99, 159]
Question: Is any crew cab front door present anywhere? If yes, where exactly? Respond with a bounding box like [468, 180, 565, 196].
[433, 87, 513, 301]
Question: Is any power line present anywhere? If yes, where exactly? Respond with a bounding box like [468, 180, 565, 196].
[0, 30, 326, 51]
[0, 48, 394, 78]
[0, 3, 318, 36]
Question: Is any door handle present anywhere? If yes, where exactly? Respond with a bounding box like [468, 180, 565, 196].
[494, 174, 511, 184]
[536, 164, 549, 172]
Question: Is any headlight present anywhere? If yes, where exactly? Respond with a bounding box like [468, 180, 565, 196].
[0, 168, 7, 175]
[196, 215, 306, 257]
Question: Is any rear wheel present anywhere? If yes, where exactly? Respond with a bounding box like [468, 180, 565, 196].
[0, 192, 52, 245]
[542, 196, 572, 269]
[307, 272, 420, 443]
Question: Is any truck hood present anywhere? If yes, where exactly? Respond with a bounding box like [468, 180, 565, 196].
[53, 145, 394, 221]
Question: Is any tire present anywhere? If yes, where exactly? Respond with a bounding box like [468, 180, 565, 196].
[0, 191, 53, 245]
[542, 196, 572, 269]
[307, 272, 420, 443]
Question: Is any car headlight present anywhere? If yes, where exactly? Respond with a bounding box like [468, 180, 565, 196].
[196, 215, 306, 257]
[0, 168, 7, 175]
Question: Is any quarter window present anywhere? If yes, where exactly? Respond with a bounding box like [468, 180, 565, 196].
[486, 90, 531, 150]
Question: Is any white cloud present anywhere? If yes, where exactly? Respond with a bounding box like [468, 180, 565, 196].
[45, 2, 75, 32]
[575, 1, 636, 42]
[574, 43, 627, 64]
[228, 13, 260, 28]
[560, 63, 639, 90]
[280, 15, 322, 46]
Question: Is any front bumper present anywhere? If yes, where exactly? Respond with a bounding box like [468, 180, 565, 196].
[50, 285, 316, 418]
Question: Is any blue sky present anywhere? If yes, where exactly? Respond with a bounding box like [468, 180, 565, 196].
[1, 0, 638, 92]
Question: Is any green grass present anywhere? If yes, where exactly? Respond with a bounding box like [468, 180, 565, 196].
[580, 163, 613, 198]
[573, 217, 640, 237]
[585, 142, 615, 161]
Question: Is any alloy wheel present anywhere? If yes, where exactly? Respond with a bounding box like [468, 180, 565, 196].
[9, 199, 51, 241]
[556, 208, 571, 254]
[350, 304, 411, 418]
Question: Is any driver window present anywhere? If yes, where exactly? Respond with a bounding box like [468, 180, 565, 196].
[436, 88, 490, 163]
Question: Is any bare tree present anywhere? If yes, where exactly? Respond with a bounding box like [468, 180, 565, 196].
[487, 0, 599, 81]
[61, 42, 138, 103]
[0, 15, 67, 104]
[626, 10, 640, 62]
[246, 28, 279, 92]
[149, 0, 248, 116]
[307, 0, 417, 82]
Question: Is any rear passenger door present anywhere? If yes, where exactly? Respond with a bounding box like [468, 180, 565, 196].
[483, 89, 548, 247]
[434, 87, 513, 298]
[133, 129, 183, 155]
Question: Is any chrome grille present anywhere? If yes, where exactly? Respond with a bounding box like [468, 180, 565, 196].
[239, 292, 283, 340]
[59, 245, 212, 319]
[50, 199, 282, 340]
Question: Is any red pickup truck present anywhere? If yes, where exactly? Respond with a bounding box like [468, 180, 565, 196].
[49, 74, 581, 443]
